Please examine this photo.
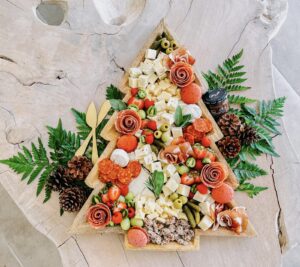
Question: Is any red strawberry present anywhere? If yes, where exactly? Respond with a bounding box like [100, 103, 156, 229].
[147, 120, 157, 131]
[206, 150, 216, 162]
[118, 184, 129, 196]
[101, 193, 109, 203]
[130, 88, 139, 96]
[113, 202, 127, 213]
[128, 207, 135, 218]
[181, 173, 195, 185]
[201, 136, 211, 147]
[127, 96, 144, 109]
[108, 185, 121, 201]
[144, 98, 155, 109]
[141, 120, 149, 129]
[197, 184, 208, 195]
[112, 211, 123, 224]
[194, 159, 204, 171]
[193, 145, 207, 159]
[145, 133, 154, 144]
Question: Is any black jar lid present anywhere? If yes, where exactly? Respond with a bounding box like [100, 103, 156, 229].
[202, 88, 227, 105]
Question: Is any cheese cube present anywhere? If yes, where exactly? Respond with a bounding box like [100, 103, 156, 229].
[155, 100, 167, 112]
[176, 184, 191, 197]
[145, 49, 157, 60]
[144, 199, 156, 213]
[146, 83, 156, 93]
[147, 212, 159, 220]
[165, 136, 174, 146]
[161, 113, 175, 125]
[164, 207, 178, 217]
[138, 75, 149, 88]
[150, 162, 162, 173]
[135, 149, 145, 160]
[154, 60, 166, 75]
[159, 79, 171, 90]
[152, 152, 157, 161]
[165, 164, 177, 177]
[167, 98, 179, 111]
[171, 127, 183, 139]
[199, 202, 211, 216]
[198, 215, 214, 231]
[157, 51, 167, 60]
[166, 85, 177, 95]
[155, 204, 164, 215]
[143, 154, 153, 165]
[148, 73, 158, 84]
[158, 72, 167, 80]
[128, 77, 138, 88]
[140, 61, 154, 75]
[129, 67, 142, 78]
[205, 195, 215, 205]
[165, 178, 179, 192]
[128, 152, 136, 161]
[135, 210, 146, 220]
[142, 144, 152, 154]
[157, 91, 172, 101]
[193, 191, 209, 203]
[172, 173, 181, 184]
[162, 185, 172, 197]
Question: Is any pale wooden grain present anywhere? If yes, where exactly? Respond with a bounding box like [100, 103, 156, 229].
[0, 0, 290, 266]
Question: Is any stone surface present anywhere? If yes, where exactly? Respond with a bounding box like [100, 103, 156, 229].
[1, 0, 298, 266]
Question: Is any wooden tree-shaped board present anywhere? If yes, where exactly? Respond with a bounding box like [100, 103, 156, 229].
[70, 20, 256, 251]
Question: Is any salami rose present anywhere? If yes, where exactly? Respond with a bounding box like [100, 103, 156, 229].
[216, 207, 248, 234]
[170, 62, 195, 88]
[164, 48, 196, 68]
[115, 110, 142, 135]
[200, 162, 228, 188]
[86, 203, 111, 229]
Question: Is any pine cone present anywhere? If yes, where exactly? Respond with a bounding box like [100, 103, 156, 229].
[59, 187, 87, 212]
[217, 113, 243, 137]
[217, 136, 241, 158]
[66, 156, 93, 181]
[46, 166, 72, 192]
[240, 125, 259, 146]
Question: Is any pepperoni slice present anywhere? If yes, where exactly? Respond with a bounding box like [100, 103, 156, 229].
[183, 133, 195, 145]
[127, 161, 142, 178]
[185, 125, 205, 142]
[200, 162, 228, 188]
[98, 159, 114, 175]
[99, 173, 111, 183]
[109, 164, 121, 181]
[117, 168, 132, 184]
[193, 118, 213, 133]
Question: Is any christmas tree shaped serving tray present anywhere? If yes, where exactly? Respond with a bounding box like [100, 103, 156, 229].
[70, 20, 256, 251]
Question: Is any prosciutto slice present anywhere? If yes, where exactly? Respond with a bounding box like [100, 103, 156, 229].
[115, 110, 141, 135]
[170, 62, 195, 88]
[86, 203, 111, 229]
[164, 48, 196, 68]
[200, 162, 228, 188]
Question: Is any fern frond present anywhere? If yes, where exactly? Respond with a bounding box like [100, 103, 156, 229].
[234, 161, 267, 182]
[228, 95, 256, 105]
[236, 183, 268, 198]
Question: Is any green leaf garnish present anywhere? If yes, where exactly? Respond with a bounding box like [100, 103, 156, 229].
[236, 183, 268, 198]
[145, 171, 164, 198]
[174, 106, 192, 127]
[106, 84, 124, 100]
[109, 99, 127, 111]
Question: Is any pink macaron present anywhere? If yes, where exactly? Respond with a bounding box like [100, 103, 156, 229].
[127, 227, 149, 247]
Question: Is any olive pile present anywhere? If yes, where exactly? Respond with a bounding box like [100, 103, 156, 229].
[150, 31, 178, 54]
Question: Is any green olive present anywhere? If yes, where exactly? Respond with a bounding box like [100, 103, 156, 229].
[166, 47, 173, 55]
[130, 218, 144, 227]
[161, 38, 170, 49]
[169, 193, 179, 201]
[154, 130, 162, 139]
[179, 196, 188, 205]
[160, 123, 170, 132]
[173, 199, 183, 209]
[170, 40, 178, 49]
[161, 132, 171, 143]
[138, 110, 146, 119]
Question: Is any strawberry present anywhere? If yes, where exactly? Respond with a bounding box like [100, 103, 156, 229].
[194, 159, 204, 171]
[193, 145, 207, 159]
[127, 96, 144, 109]
[101, 193, 110, 204]
[144, 98, 155, 109]
[180, 173, 195, 185]
[127, 207, 135, 218]
[145, 133, 154, 144]
[112, 211, 123, 224]
[201, 136, 211, 147]
[130, 88, 139, 96]
[106, 200, 114, 208]
[206, 150, 216, 162]
[147, 120, 157, 131]
[196, 184, 208, 195]
[141, 119, 149, 129]
[108, 185, 121, 201]
[118, 183, 129, 196]
[113, 202, 127, 213]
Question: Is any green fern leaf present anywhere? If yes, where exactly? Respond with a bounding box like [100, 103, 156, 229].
[234, 161, 267, 182]
[37, 165, 53, 196]
[106, 84, 124, 100]
[43, 184, 52, 203]
[228, 95, 256, 104]
[236, 182, 268, 198]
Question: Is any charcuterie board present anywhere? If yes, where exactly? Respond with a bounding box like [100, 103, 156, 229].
[70, 20, 256, 251]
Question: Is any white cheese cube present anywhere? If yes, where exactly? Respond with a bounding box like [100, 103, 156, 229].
[193, 191, 209, 203]
[154, 60, 166, 75]
[140, 61, 154, 75]
[159, 79, 171, 90]
[143, 154, 153, 165]
[142, 144, 152, 154]
[147, 213, 159, 220]
[155, 204, 164, 215]
[198, 215, 214, 231]
[165, 178, 179, 192]
[161, 113, 175, 125]
[138, 75, 149, 89]
[150, 162, 162, 173]
[155, 100, 167, 112]
[152, 152, 157, 161]
[135, 210, 145, 220]
[158, 72, 167, 80]
[164, 207, 178, 217]
[129, 67, 142, 78]
[146, 83, 156, 93]
[165, 164, 177, 177]
[135, 148, 145, 160]
[145, 49, 157, 60]
[157, 91, 172, 101]
[128, 77, 138, 88]
[165, 136, 174, 146]
[148, 73, 158, 84]
[144, 199, 156, 213]
[176, 184, 191, 197]
[157, 51, 167, 60]
[171, 127, 183, 139]
[167, 98, 179, 111]
[172, 173, 181, 184]
[199, 202, 211, 216]
[166, 85, 177, 95]
[162, 185, 172, 197]
[128, 152, 136, 161]
[205, 195, 215, 205]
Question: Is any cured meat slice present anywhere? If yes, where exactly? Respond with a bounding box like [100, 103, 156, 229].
[164, 48, 196, 68]
[200, 162, 228, 188]
[170, 62, 195, 87]
[117, 168, 132, 184]
[86, 203, 111, 229]
[127, 161, 142, 178]
[98, 158, 114, 175]
[193, 118, 213, 133]
[115, 110, 142, 135]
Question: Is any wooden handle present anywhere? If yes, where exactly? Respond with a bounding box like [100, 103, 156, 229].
[92, 128, 98, 165]
[75, 131, 93, 156]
